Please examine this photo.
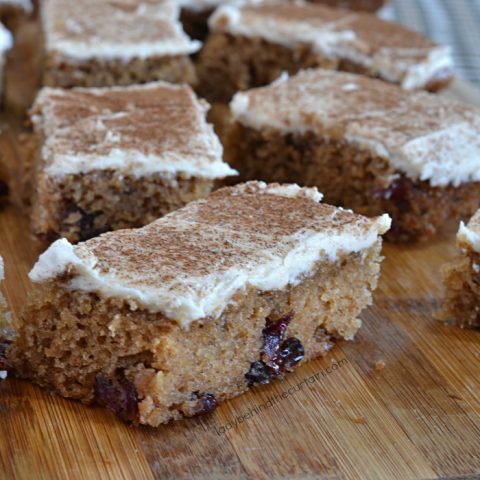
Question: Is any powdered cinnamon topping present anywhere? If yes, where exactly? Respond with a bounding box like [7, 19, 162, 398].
[209, 2, 453, 89]
[29, 182, 391, 326]
[32, 82, 235, 179]
[231, 70, 480, 187]
[42, 0, 200, 60]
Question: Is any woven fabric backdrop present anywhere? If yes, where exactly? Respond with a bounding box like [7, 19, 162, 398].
[382, 0, 480, 85]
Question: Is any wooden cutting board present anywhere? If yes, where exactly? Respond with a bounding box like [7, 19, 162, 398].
[1, 59, 480, 478]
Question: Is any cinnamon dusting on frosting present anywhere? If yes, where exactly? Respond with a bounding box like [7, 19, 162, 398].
[231, 70, 480, 187]
[42, 0, 200, 60]
[29, 182, 390, 326]
[32, 82, 235, 179]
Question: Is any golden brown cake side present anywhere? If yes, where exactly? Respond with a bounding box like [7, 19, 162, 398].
[11, 242, 383, 426]
[197, 3, 453, 101]
[225, 124, 480, 243]
[196, 32, 337, 103]
[439, 212, 480, 328]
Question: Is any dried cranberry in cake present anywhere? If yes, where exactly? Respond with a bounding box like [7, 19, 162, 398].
[262, 311, 294, 364]
[12, 181, 390, 426]
[190, 392, 219, 416]
[245, 361, 272, 386]
[276, 338, 305, 372]
[260, 311, 304, 376]
[94, 374, 139, 423]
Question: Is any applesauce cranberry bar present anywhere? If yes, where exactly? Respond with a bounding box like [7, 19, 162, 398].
[197, 1, 453, 101]
[225, 69, 480, 242]
[9, 181, 390, 426]
[439, 211, 480, 328]
[29, 81, 236, 243]
[41, 0, 200, 88]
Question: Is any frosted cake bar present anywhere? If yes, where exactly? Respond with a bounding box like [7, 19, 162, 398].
[10, 182, 390, 426]
[29, 81, 236, 242]
[41, 0, 200, 88]
[440, 211, 480, 328]
[226, 70, 480, 242]
[197, 2, 454, 101]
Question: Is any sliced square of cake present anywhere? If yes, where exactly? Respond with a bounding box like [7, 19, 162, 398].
[197, 2, 454, 101]
[29, 81, 236, 243]
[41, 0, 200, 88]
[226, 70, 480, 242]
[10, 181, 390, 426]
[439, 211, 480, 328]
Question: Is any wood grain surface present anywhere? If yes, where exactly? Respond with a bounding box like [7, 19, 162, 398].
[1, 27, 480, 479]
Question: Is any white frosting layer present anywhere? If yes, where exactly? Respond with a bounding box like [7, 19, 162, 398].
[29, 183, 390, 326]
[210, 5, 357, 56]
[43, 0, 201, 60]
[209, 4, 453, 90]
[0, 22, 12, 55]
[458, 210, 480, 253]
[230, 70, 480, 187]
[0, 256, 4, 282]
[44, 149, 236, 179]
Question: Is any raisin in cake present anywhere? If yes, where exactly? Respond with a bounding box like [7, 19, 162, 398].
[439, 211, 480, 328]
[226, 70, 480, 242]
[10, 182, 390, 426]
[29, 81, 236, 243]
[197, 1, 453, 101]
[41, 0, 200, 88]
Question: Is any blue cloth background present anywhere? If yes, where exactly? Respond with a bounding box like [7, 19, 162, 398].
[382, 0, 480, 85]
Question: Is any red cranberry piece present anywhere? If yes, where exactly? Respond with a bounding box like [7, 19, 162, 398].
[277, 338, 304, 372]
[262, 311, 294, 366]
[191, 392, 218, 416]
[245, 361, 272, 386]
[0, 180, 8, 198]
[94, 374, 138, 423]
[373, 178, 414, 213]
